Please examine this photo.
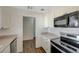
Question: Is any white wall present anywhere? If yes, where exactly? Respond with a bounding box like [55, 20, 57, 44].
[48, 28, 79, 36]
[0, 7, 45, 52]
[23, 17, 35, 40]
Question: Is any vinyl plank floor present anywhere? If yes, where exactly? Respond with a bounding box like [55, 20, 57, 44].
[23, 39, 45, 53]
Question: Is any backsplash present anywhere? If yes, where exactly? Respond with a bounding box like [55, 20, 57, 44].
[43, 27, 79, 36]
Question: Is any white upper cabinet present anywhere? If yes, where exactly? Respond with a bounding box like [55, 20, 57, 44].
[44, 10, 54, 27]
[54, 6, 79, 18]
[66, 7, 79, 13]
[54, 7, 68, 18]
[0, 7, 11, 29]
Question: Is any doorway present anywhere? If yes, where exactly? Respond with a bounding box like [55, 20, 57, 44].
[23, 16, 36, 40]
[23, 16, 45, 53]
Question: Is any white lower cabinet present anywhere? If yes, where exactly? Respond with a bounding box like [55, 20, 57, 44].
[2, 45, 10, 53]
[0, 39, 17, 53]
[41, 37, 50, 53]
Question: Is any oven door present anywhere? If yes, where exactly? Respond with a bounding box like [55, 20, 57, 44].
[60, 36, 79, 52]
[51, 41, 71, 53]
[61, 36, 79, 48]
[51, 44, 61, 53]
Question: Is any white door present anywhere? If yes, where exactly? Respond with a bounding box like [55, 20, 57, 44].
[23, 17, 35, 40]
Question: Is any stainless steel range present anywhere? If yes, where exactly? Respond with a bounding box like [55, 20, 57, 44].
[51, 33, 79, 53]
[60, 33, 79, 53]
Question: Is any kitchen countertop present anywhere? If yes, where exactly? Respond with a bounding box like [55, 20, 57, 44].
[0, 35, 17, 52]
[41, 32, 60, 40]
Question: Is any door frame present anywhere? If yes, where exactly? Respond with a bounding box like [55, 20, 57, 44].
[23, 16, 36, 40]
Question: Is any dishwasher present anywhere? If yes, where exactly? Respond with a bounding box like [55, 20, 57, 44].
[10, 38, 17, 53]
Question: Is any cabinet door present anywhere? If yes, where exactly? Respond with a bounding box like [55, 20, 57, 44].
[2, 7, 11, 28]
[44, 12, 54, 27]
[2, 45, 10, 53]
[44, 38, 50, 53]
[66, 7, 77, 14]
[54, 7, 78, 18]
[41, 37, 50, 53]
[54, 7, 67, 18]
[41, 37, 45, 50]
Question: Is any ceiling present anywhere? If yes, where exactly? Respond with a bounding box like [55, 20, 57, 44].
[11, 6, 52, 13]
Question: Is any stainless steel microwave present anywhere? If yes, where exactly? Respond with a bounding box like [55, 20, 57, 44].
[54, 11, 79, 27]
[54, 15, 69, 27]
